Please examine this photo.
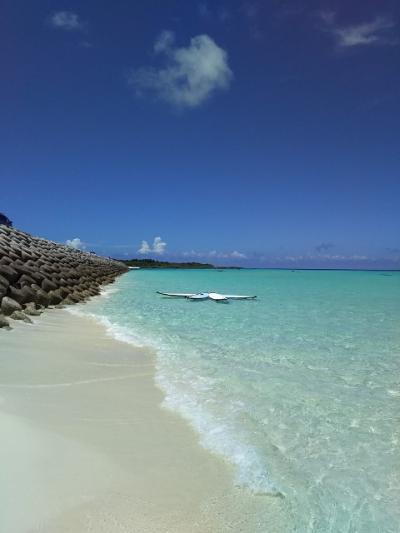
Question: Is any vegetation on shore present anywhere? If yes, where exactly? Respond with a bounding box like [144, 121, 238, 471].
[120, 258, 215, 269]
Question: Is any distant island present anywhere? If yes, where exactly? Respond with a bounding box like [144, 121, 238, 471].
[119, 258, 242, 269]
[120, 258, 215, 269]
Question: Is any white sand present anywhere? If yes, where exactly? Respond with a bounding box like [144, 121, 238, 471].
[0, 311, 282, 532]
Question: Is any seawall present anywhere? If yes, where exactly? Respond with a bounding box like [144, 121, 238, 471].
[0, 224, 128, 329]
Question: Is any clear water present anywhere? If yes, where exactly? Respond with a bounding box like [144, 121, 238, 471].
[78, 269, 400, 532]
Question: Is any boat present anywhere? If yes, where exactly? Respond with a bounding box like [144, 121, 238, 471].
[187, 292, 209, 300]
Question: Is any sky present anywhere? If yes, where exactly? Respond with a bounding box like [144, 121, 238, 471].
[1, 0, 399, 268]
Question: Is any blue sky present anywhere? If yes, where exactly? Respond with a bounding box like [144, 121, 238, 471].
[1, 0, 399, 268]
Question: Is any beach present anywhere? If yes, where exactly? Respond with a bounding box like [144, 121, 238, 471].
[3, 1, 399, 529]
[1, 238, 399, 532]
[0, 310, 277, 533]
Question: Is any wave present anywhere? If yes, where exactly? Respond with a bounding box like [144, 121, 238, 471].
[67, 307, 148, 348]
[100, 284, 121, 298]
[157, 367, 281, 495]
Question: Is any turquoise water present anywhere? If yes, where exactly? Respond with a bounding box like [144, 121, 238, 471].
[78, 269, 400, 532]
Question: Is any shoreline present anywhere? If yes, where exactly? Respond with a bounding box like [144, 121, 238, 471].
[0, 310, 280, 532]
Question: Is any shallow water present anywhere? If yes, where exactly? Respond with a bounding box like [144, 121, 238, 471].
[80, 269, 400, 532]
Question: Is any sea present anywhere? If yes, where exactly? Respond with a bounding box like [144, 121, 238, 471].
[74, 268, 400, 532]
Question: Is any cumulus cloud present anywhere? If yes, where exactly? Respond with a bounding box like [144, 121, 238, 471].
[152, 236, 167, 254]
[49, 11, 84, 31]
[66, 237, 86, 250]
[138, 240, 151, 254]
[128, 31, 233, 108]
[138, 236, 167, 255]
[320, 12, 396, 47]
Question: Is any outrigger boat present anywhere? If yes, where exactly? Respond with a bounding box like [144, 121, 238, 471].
[157, 291, 256, 301]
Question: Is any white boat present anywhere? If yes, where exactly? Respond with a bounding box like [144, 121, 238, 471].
[208, 292, 228, 302]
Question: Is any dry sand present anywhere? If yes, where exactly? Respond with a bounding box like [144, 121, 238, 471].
[0, 311, 279, 532]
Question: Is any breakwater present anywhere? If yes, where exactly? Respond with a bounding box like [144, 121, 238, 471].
[0, 224, 128, 329]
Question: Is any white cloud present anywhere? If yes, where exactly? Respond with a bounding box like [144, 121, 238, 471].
[154, 30, 175, 53]
[129, 31, 233, 108]
[138, 240, 151, 254]
[138, 236, 167, 255]
[50, 11, 84, 31]
[66, 237, 86, 250]
[182, 250, 202, 258]
[319, 10, 336, 25]
[183, 249, 246, 260]
[336, 18, 395, 47]
[153, 236, 167, 254]
[209, 250, 247, 259]
[231, 250, 247, 258]
[320, 13, 396, 47]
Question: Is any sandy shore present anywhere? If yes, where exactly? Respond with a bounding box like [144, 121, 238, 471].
[0, 311, 279, 532]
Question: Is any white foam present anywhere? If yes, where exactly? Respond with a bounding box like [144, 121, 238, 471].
[100, 285, 120, 298]
[67, 307, 148, 348]
[156, 367, 280, 495]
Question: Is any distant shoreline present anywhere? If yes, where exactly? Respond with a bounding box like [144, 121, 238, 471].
[119, 258, 242, 269]
[119, 259, 399, 273]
